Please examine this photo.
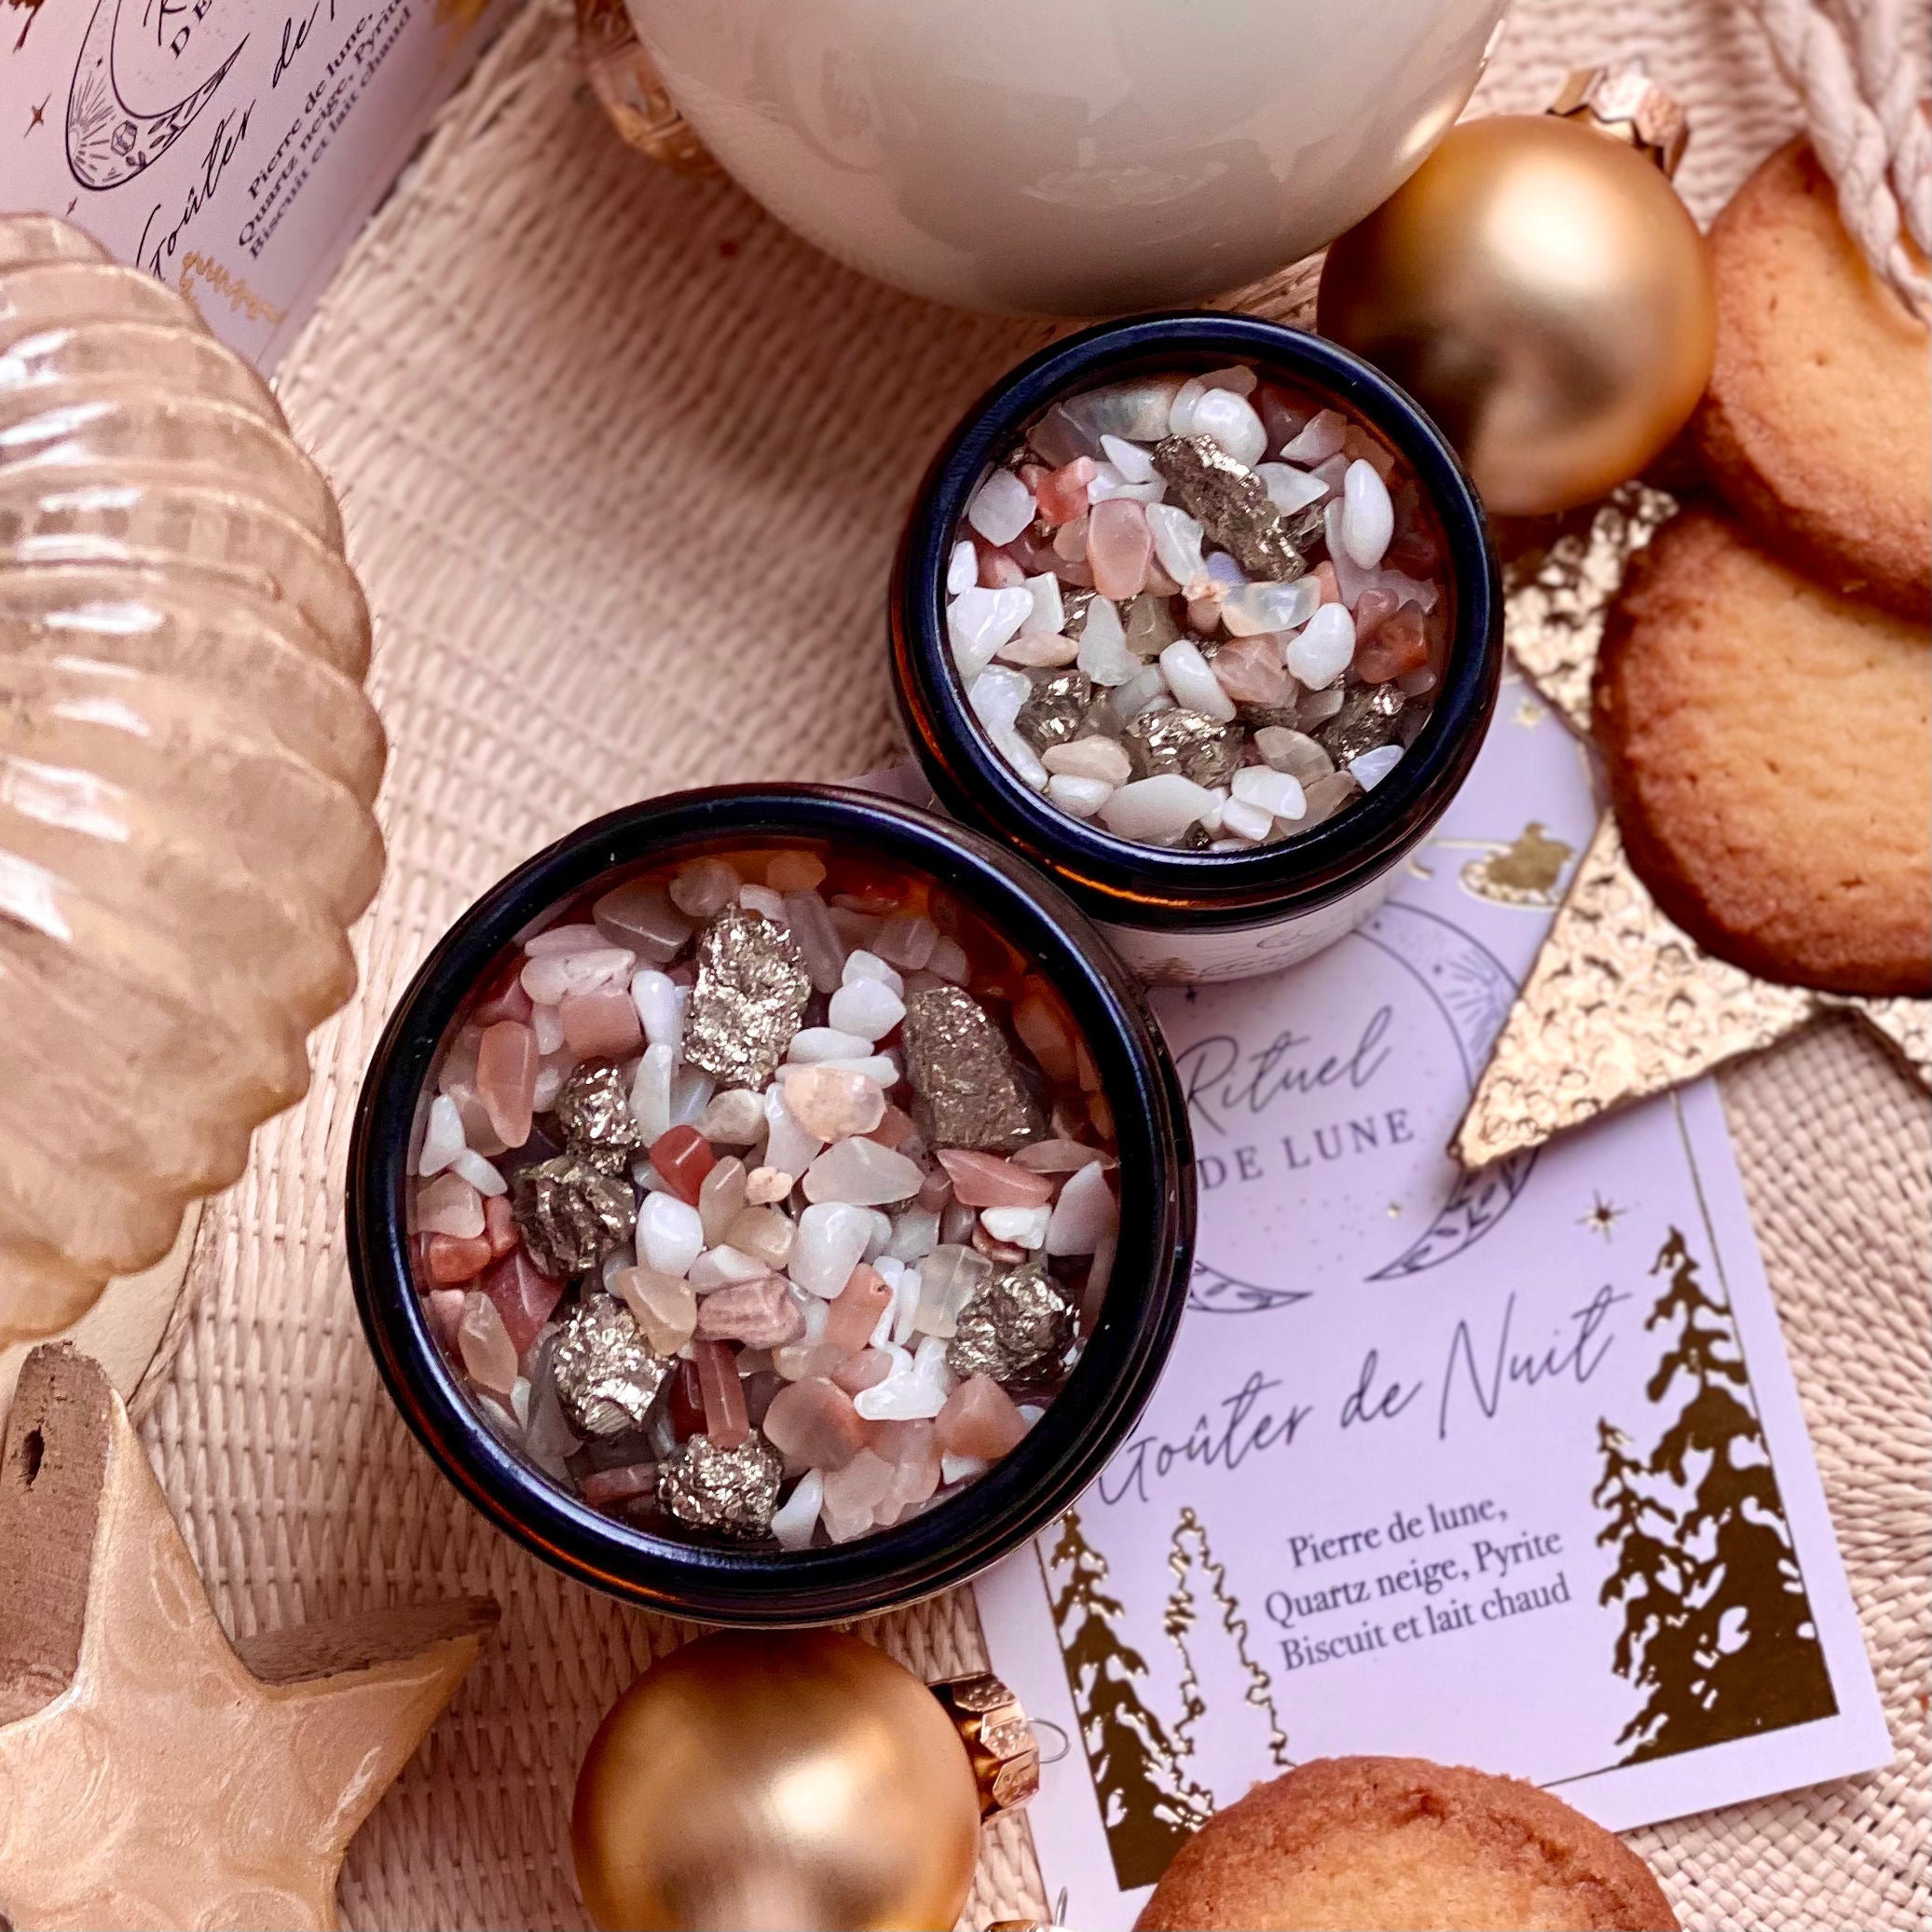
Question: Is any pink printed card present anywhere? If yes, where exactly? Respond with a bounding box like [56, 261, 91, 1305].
[974, 671, 1889, 1926]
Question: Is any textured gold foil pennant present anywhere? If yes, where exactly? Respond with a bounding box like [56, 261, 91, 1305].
[1825, 994, 1932, 1079]
[1459, 485, 1930, 1166]
[1501, 480, 1678, 735]
[1455, 816, 1820, 1165]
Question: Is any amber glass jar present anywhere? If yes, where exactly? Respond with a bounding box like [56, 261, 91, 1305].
[349, 785, 1193, 1624]
[890, 312, 1501, 983]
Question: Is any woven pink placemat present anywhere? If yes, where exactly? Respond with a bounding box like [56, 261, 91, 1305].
[137, 2, 1928, 1923]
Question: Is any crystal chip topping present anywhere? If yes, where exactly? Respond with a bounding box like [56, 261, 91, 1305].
[513, 1153, 637, 1276]
[1153, 433, 1306, 582]
[547, 1295, 671, 1438]
[682, 908, 812, 1089]
[901, 985, 1045, 1154]
[656, 1431, 784, 1537]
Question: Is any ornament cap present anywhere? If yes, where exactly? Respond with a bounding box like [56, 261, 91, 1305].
[1549, 62, 1689, 177]
[930, 1670, 1041, 1818]
[573, 0, 716, 174]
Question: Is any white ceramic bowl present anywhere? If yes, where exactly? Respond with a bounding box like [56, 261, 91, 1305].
[623, 0, 1507, 314]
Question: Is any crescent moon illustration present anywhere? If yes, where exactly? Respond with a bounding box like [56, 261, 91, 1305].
[66, 0, 244, 191]
[1354, 900, 1538, 1279]
[1187, 1258, 1310, 1317]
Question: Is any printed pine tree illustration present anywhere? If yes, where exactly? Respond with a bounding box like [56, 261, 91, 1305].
[1592, 1420, 1680, 1685]
[1046, 1508, 1210, 1889]
[1163, 1506, 1291, 1798]
[1596, 1229, 1836, 1761]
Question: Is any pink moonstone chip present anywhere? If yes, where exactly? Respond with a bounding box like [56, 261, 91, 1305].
[866, 1103, 917, 1150]
[820, 1447, 896, 1541]
[780, 1064, 888, 1142]
[871, 1420, 942, 1525]
[693, 1276, 805, 1349]
[869, 1417, 937, 1466]
[825, 1263, 892, 1354]
[1087, 498, 1154, 599]
[475, 1020, 538, 1147]
[1351, 585, 1402, 640]
[610, 1264, 696, 1354]
[1009, 1139, 1111, 1174]
[418, 1172, 485, 1239]
[762, 1377, 869, 1473]
[426, 1233, 492, 1284]
[582, 1463, 658, 1508]
[560, 987, 644, 1059]
[481, 1248, 564, 1359]
[693, 1339, 749, 1448]
[457, 1290, 520, 1398]
[936, 1375, 1028, 1459]
[1035, 458, 1098, 526]
[426, 1287, 466, 1350]
[1012, 982, 1078, 1085]
[1210, 633, 1292, 707]
[831, 1349, 893, 1394]
[774, 1340, 847, 1383]
[802, 1137, 925, 1207]
[936, 1148, 1055, 1209]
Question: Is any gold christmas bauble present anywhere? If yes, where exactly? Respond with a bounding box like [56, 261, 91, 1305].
[571, 1630, 982, 1932]
[1318, 113, 1716, 516]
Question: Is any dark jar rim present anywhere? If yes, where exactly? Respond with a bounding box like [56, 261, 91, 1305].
[348, 783, 1196, 1626]
[890, 311, 1503, 932]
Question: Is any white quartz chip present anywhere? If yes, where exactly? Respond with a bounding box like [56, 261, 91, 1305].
[1099, 774, 1216, 843]
[1340, 458, 1394, 570]
[1285, 603, 1356, 690]
[966, 467, 1035, 546]
[1350, 744, 1404, 790]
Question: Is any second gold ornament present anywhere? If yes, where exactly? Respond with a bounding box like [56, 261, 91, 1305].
[571, 1630, 1038, 1932]
[1319, 66, 1716, 516]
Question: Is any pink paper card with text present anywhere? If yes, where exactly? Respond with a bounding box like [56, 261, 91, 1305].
[3, 0, 512, 367]
[976, 671, 1889, 1927]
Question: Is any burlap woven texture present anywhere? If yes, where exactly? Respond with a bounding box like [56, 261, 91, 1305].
[135, 2, 1929, 1925]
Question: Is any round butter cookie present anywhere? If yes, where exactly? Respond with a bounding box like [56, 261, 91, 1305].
[1694, 139, 1930, 619]
[1133, 1756, 1677, 1932]
[1596, 507, 1930, 996]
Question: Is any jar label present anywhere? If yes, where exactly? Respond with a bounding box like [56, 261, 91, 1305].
[1101, 867, 1398, 985]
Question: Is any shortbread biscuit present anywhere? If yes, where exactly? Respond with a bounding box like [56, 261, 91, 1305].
[1695, 139, 1930, 618]
[1596, 507, 1930, 995]
[1134, 1755, 1678, 1932]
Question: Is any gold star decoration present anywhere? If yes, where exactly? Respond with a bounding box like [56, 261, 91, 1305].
[0, 1345, 498, 1931]
[1455, 483, 1929, 1168]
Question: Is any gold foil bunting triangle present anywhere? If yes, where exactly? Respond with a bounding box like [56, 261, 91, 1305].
[1456, 484, 1929, 1167]
[1454, 816, 1819, 1165]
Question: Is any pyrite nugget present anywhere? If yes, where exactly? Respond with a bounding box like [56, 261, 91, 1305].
[946, 1261, 1075, 1385]
[1124, 707, 1245, 787]
[549, 1296, 671, 1438]
[683, 909, 811, 1088]
[513, 1154, 636, 1276]
[554, 1062, 643, 1172]
[1015, 669, 1092, 752]
[1154, 433, 1306, 582]
[1320, 682, 1406, 765]
[901, 986, 1044, 1154]
[656, 1432, 784, 1537]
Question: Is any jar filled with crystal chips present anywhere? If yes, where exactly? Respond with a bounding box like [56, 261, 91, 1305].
[893, 314, 1502, 984]
[350, 787, 1192, 1622]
